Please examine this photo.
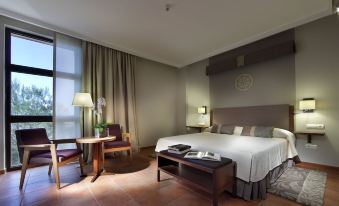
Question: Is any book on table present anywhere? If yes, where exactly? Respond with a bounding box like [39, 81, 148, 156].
[168, 144, 191, 154]
[184, 151, 221, 161]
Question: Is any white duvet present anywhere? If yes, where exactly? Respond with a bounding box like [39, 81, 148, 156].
[155, 128, 298, 182]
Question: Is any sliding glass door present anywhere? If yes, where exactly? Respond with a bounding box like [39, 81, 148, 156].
[5, 28, 54, 170]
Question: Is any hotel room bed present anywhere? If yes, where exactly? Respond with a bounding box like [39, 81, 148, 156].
[155, 129, 298, 200]
[155, 104, 298, 200]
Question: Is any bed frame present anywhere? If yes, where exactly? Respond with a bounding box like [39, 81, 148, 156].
[211, 104, 294, 131]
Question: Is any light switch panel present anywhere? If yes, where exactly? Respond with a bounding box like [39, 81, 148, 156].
[306, 123, 325, 130]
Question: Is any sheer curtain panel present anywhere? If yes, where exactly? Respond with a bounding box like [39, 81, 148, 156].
[54, 33, 82, 149]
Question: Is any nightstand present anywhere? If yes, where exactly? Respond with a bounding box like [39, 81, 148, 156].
[186, 125, 209, 133]
[294, 131, 325, 143]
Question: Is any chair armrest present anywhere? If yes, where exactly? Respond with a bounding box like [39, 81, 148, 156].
[50, 139, 77, 144]
[20, 144, 51, 151]
[122, 133, 131, 143]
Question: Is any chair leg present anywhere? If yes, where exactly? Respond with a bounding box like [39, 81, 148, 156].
[19, 150, 30, 190]
[48, 163, 53, 176]
[79, 155, 84, 176]
[50, 145, 61, 189]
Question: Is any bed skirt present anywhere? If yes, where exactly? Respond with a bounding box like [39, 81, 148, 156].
[231, 160, 292, 200]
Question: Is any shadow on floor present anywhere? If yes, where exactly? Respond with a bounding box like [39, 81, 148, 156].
[103, 153, 151, 174]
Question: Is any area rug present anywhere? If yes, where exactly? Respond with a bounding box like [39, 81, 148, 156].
[103, 155, 150, 174]
[268, 167, 327, 206]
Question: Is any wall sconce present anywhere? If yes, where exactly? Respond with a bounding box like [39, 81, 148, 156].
[197, 106, 207, 115]
[299, 98, 316, 113]
[197, 106, 207, 126]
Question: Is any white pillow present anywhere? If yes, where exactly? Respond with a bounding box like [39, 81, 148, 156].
[233, 126, 243, 135]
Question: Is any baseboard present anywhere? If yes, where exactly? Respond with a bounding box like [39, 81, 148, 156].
[297, 161, 339, 171]
[0, 169, 5, 175]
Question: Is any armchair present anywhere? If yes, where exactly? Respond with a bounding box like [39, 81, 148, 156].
[15, 128, 84, 189]
[103, 124, 132, 161]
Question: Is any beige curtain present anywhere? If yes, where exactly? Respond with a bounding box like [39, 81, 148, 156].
[81, 41, 139, 161]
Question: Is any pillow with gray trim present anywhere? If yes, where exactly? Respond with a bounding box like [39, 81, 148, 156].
[241, 126, 254, 136]
[220, 125, 234, 134]
[254, 126, 274, 138]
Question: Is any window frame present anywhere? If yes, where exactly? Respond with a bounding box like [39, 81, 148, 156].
[5, 28, 54, 170]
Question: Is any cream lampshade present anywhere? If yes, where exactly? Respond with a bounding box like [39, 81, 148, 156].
[72, 93, 93, 138]
[72, 93, 93, 107]
[299, 98, 316, 112]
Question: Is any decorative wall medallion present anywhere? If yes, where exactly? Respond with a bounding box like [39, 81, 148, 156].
[235, 73, 253, 91]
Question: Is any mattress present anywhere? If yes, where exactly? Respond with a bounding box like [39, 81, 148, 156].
[155, 128, 298, 182]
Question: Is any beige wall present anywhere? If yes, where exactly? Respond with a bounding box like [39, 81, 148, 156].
[182, 60, 210, 127]
[135, 58, 178, 147]
[210, 56, 295, 108]
[176, 68, 188, 134]
[295, 15, 339, 166]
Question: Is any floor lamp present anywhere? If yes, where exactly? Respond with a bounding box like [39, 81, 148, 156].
[72, 93, 93, 138]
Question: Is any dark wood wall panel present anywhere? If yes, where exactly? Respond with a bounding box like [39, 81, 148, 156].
[206, 30, 295, 76]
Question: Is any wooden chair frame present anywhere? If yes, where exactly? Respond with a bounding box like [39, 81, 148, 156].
[103, 132, 132, 162]
[19, 139, 84, 190]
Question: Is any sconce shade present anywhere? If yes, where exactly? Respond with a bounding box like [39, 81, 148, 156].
[197, 106, 207, 114]
[72, 93, 93, 107]
[299, 98, 315, 112]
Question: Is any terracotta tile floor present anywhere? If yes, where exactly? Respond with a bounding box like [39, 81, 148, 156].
[0, 148, 338, 206]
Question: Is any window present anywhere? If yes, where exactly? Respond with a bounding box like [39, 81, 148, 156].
[11, 34, 53, 70]
[5, 28, 54, 169]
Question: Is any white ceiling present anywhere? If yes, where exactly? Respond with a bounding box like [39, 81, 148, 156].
[0, 0, 333, 67]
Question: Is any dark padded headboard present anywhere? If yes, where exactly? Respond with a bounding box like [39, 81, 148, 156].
[211, 104, 294, 131]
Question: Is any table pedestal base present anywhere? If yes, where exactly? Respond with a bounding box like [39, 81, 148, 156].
[80, 142, 105, 182]
[91, 169, 103, 182]
[76, 136, 116, 183]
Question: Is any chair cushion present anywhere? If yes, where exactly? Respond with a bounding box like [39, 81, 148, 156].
[104, 141, 131, 149]
[33, 149, 82, 161]
[107, 124, 123, 141]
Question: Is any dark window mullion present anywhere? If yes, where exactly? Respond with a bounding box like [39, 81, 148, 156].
[10, 116, 53, 123]
[8, 64, 53, 77]
[7, 27, 53, 43]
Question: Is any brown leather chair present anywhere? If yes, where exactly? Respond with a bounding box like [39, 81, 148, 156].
[103, 124, 132, 161]
[16, 128, 84, 189]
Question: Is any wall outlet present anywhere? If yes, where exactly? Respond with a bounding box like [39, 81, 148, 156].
[305, 143, 318, 149]
[306, 123, 325, 130]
